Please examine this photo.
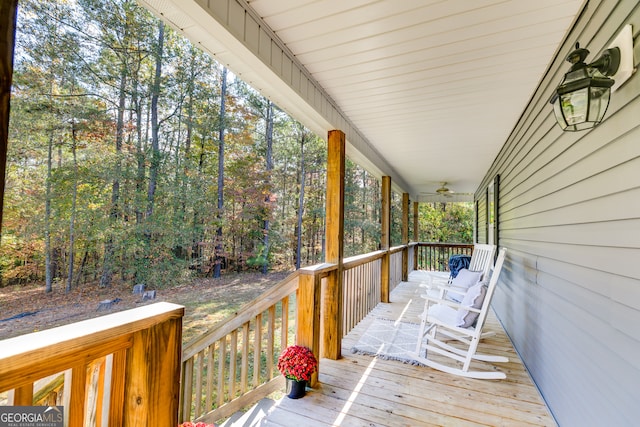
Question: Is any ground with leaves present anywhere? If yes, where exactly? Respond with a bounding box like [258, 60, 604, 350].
[0, 271, 290, 343]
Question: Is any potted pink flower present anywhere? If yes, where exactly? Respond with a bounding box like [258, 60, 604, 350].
[277, 345, 318, 399]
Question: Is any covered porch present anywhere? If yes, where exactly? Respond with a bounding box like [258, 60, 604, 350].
[226, 274, 553, 426]
[1, 0, 638, 425]
[0, 248, 553, 426]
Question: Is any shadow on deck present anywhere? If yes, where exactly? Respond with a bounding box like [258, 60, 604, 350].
[223, 272, 556, 426]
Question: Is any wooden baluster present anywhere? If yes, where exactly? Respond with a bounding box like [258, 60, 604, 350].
[266, 306, 275, 379]
[195, 350, 204, 417]
[229, 330, 238, 399]
[253, 314, 262, 388]
[240, 321, 250, 394]
[179, 357, 193, 423]
[11, 384, 33, 405]
[109, 350, 127, 426]
[69, 364, 87, 427]
[217, 338, 226, 407]
[205, 343, 215, 412]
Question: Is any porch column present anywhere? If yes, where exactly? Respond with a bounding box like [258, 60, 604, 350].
[0, 0, 18, 236]
[413, 201, 419, 268]
[401, 193, 409, 281]
[296, 270, 321, 386]
[323, 130, 345, 360]
[380, 176, 391, 303]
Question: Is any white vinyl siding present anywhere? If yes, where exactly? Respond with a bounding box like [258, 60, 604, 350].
[478, 1, 640, 425]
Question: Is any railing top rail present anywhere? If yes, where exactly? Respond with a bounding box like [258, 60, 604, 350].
[417, 242, 474, 248]
[182, 270, 300, 360]
[0, 302, 184, 391]
[343, 250, 385, 269]
[299, 262, 337, 277]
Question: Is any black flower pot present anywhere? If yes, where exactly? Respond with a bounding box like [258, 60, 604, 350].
[286, 378, 307, 399]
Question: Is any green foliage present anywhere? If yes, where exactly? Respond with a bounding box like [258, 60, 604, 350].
[3, 0, 473, 291]
[418, 202, 474, 243]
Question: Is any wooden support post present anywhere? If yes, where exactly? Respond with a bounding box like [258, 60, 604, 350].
[0, 0, 18, 237]
[297, 272, 321, 386]
[380, 176, 391, 303]
[123, 312, 183, 427]
[323, 130, 345, 360]
[402, 193, 409, 281]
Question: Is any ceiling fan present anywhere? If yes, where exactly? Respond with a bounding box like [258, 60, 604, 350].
[419, 182, 474, 201]
[435, 182, 454, 196]
[421, 182, 455, 197]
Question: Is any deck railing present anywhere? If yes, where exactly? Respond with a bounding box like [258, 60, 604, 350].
[342, 251, 383, 337]
[0, 302, 184, 426]
[0, 242, 470, 424]
[179, 270, 301, 423]
[180, 245, 415, 423]
[415, 242, 474, 271]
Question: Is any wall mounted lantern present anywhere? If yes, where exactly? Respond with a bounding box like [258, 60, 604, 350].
[550, 25, 635, 131]
[549, 43, 620, 131]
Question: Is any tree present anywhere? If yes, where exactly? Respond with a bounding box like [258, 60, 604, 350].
[262, 100, 274, 274]
[294, 123, 306, 270]
[6, 0, 413, 290]
[213, 66, 227, 278]
[418, 202, 473, 243]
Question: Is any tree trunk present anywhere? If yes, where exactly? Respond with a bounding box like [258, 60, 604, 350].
[44, 128, 54, 293]
[66, 125, 78, 293]
[146, 21, 164, 219]
[295, 128, 306, 270]
[262, 100, 274, 274]
[213, 66, 227, 278]
[0, 0, 17, 247]
[99, 21, 129, 288]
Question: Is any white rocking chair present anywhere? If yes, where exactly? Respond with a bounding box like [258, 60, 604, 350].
[423, 243, 496, 303]
[409, 248, 508, 379]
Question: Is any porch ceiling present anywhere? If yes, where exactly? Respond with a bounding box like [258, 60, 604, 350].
[138, 0, 583, 202]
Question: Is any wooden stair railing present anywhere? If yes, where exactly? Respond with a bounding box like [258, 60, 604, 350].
[0, 302, 184, 427]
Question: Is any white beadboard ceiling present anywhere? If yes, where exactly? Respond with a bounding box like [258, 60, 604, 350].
[139, 0, 584, 202]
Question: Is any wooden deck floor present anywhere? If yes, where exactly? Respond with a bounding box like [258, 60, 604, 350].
[227, 273, 556, 426]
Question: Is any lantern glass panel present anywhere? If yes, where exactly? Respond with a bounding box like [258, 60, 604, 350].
[553, 100, 568, 128]
[561, 88, 588, 125]
[589, 86, 611, 122]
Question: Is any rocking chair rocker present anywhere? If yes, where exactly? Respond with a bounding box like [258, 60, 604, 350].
[409, 248, 508, 379]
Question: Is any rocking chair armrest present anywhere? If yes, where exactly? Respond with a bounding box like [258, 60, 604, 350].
[441, 285, 467, 295]
[418, 273, 450, 288]
[419, 284, 467, 297]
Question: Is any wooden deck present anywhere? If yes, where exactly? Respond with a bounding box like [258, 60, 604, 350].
[224, 273, 556, 426]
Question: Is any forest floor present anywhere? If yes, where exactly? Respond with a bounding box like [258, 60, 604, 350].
[0, 270, 291, 343]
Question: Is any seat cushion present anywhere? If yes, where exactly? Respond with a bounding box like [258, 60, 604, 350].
[428, 304, 458, 326]
[448, 269, 482, 302]
[456, 283, 487, 328]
